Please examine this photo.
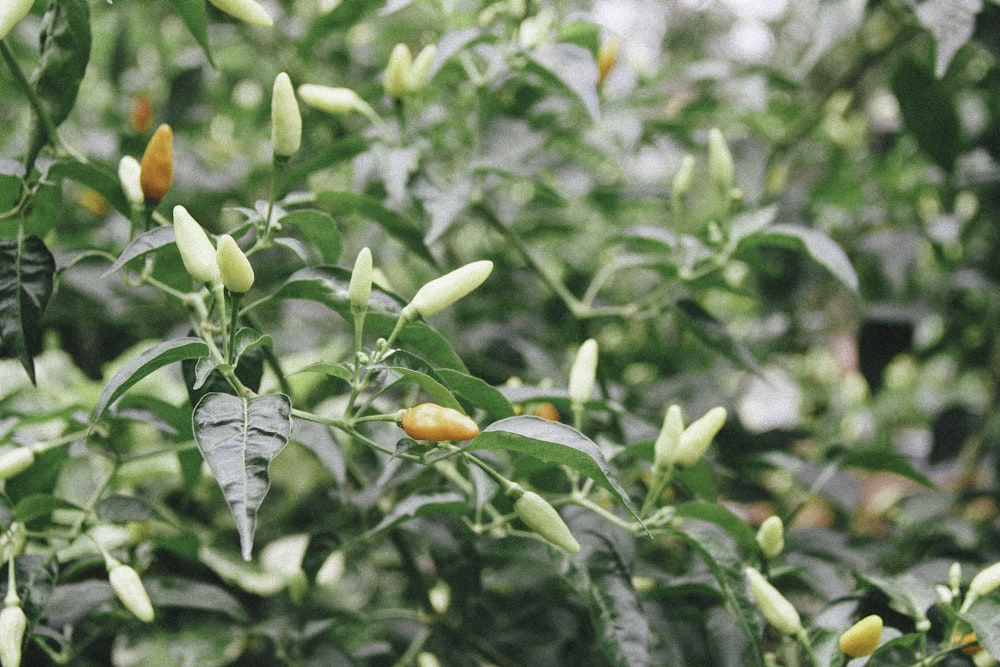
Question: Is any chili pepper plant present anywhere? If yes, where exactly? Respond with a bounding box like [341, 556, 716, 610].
[3, 1, 1000, 665]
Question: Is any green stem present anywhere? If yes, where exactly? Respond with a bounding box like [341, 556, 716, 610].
[264, 157, 286, 239]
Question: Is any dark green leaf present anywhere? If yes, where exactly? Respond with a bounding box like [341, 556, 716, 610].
[0, 235, 55, 384]
[27, 0, 91, 165]
[167, 0, 215, 66]
[746, 225, 859, 294]
[673, 299, 763, 375]
[93, 338, 210, 427]
[891, 57, 959, 170]
[145, 576, 248, 622]
[101, 226, 176, 278]
[49, 160, 131, 219]
[838, 448, 933, 487]
[14, 494, 80, 524]
[436, 368, 516, 421]
[527, 43, 601, 121]
[362, 492, 467, 538]
[278, 210, 341, 265]
[473, 416, 640, 522]
[866, 632, 922, 666]
[95, 495, 163, 523]
[193, 392, 292, 560]
[289, 360, 354, 383]
[674, 501, 758, 554]
[314, 191, 436, 266]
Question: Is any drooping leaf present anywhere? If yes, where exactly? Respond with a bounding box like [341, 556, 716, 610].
[914, 0, 982, 77]
[362, 492, 467, 539]
[27, 0, 92, 167]
[472, 416, 640, 522]
[673, 299, 763, 375]
[101, 226, 176, 278]
[0, 235, 55, 384]
[92, 338, 210, 427]
[527, 43, 601, 121]
[839, 448, 933, 487]
[192, 392, 292, 560]
[436, 368, 516, 421]
[167, 0, 215, 66]
[278, 209, 341, 265]
[48, 160, 131, 219]
[430, 27, 491, 78]
[891, 57, 960, 170]
[314, 191, 436, 266]
[745, 224, 859, 294]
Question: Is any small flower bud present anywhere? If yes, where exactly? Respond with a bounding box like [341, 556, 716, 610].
[0, 603, 26, 667]
[216, 234, 255, 294]
[745, 566, 802, 636]
[755, 516, 785, 559]
[271, 72, 301, 159]
[0, 0, 33, 41]
[568, 338, 599, 406]
[207, 0, 272, 26]
[408, 44, 437, 92]
[139, 124, 173, 204]
[384, 43, 413, 100]
[839, 614, 883, 658]
[673, 406, 726, 468]
[0, 448, 34, 481]
[107, 561, 155, 622]
[708, 128, 734, 196]
[118, 156, 144, 209]
[404, 260, 493, 320]
[349, 247, 373, 314]
[513, 490, 580, 554]
[173, 205, 221, 285]
[652, 404, 684, 472]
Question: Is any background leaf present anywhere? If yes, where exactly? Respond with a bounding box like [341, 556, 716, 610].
[0, 235, 55, 384]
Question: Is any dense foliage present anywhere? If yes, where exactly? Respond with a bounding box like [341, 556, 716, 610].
[3, 0, 1000, 665]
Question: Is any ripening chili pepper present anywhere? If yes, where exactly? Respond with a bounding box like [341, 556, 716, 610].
[216, 234, 255, 294]
[107, 559, 155, 623]
[400, 403, 479, 442]
[838, 615, 883, 658]
[597, 38, 620, 87]
[533, 402, 560, 421]
[745, 566, 802, 637]
[130, 92, 153, 134]
[512, 490, 580, 554]
[403, 260, 494, 321]
[271, 72, 301, 159]
[139, 124, 173, 204]
[207, 0, 272, 26]
[0, 0, 33, 41]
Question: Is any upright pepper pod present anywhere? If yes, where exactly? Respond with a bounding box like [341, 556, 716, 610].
[271, 72, 301, 159]
[672, 406, 727, 468]
[511, 489, 581, 554]
[567, 338, 598, 406]
[207, 0, 273, 26]
[755, 515, 785, 559]
[707, 128, 734, 198]
[349, 247, 373, 314]
[962, 560, 1000, 612]
[403, 260, 494, 320]
[652, 404, 684, 472]
[173, 206, 221, 285]
[107, 558, 155, 623]
[139, 124, 173, 205]
[408, 45, 437, 93]
[118, 156, 144, 210]
[745, 566, 802, 637]
[0, 0, 33, 41]
[216, 235, 255, 294]
[384, 44, 413, 100]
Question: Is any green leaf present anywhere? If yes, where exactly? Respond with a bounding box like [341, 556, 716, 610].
[891, 57, 960, 170]
[855, 572, 939, 623]
[674, 501, 758, 554]
[95, 495, 163, 523]
[674, 522, 766, 665]
[278, 210, 341, 265]
[965, 597, 1000, 659]
[527, 43, 601, 121]
[92, 338, 210, 427]
[145, 576, 248, 622]
[866, 632, 922, 665]
[748, 224, 859, 294]
[280, 137, 369, 196]
[48, 160, 131, 219]
[193, 392, 292, 560]
[314, 191, 436, 267]
[101, 226, 176, 278]
[673, 299, 763, 375]
[0, 235, 55, 384]
[472, 416, 640, 522]
[914, 0, 982, 77]
[377, 350, 462, 410]
[289, 360, 354, 383]
[27, 0, 92, 166]
[362, 492, 467, 539]
[14, 494, 80, 524]
[838, 448, 933, 487]
[436, 368, 516, 421]
[167, 0, 215, 66]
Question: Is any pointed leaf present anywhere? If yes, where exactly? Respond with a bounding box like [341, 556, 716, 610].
[674, 501, 759, 554]
[473, 416, 640, 521]
[314, 191, 436, 266]
[965, 597, 1000, 659]
[49, 160, 131, 219]
[278, 210, 341, 265]
[0, 236, 55, 384]
[362, 492, 467, 539]
[839, 448, 933, 487]
[891, 57, 960, 170]
[436, 368, 516, 421]
[92, 338, 210, 427]
[102, 226, 176, 278]
[528, 43, 601, 121]
[673, 299, 763, 375]
[167, 0, 215, 66]
[914, 0, 982, 77]
[753, 224, 859, 293]
[193, 392, 292, 560]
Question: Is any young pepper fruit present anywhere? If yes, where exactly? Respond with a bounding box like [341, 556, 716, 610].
[0, 594, 26, 667]
[107, 559, 155, 623]
[139, 124, 173, 205]
[512, 490, 581, 554]
[0, 0, 33, 41]
[839, 614, 883, 658]
[400, 403, 479, 442]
